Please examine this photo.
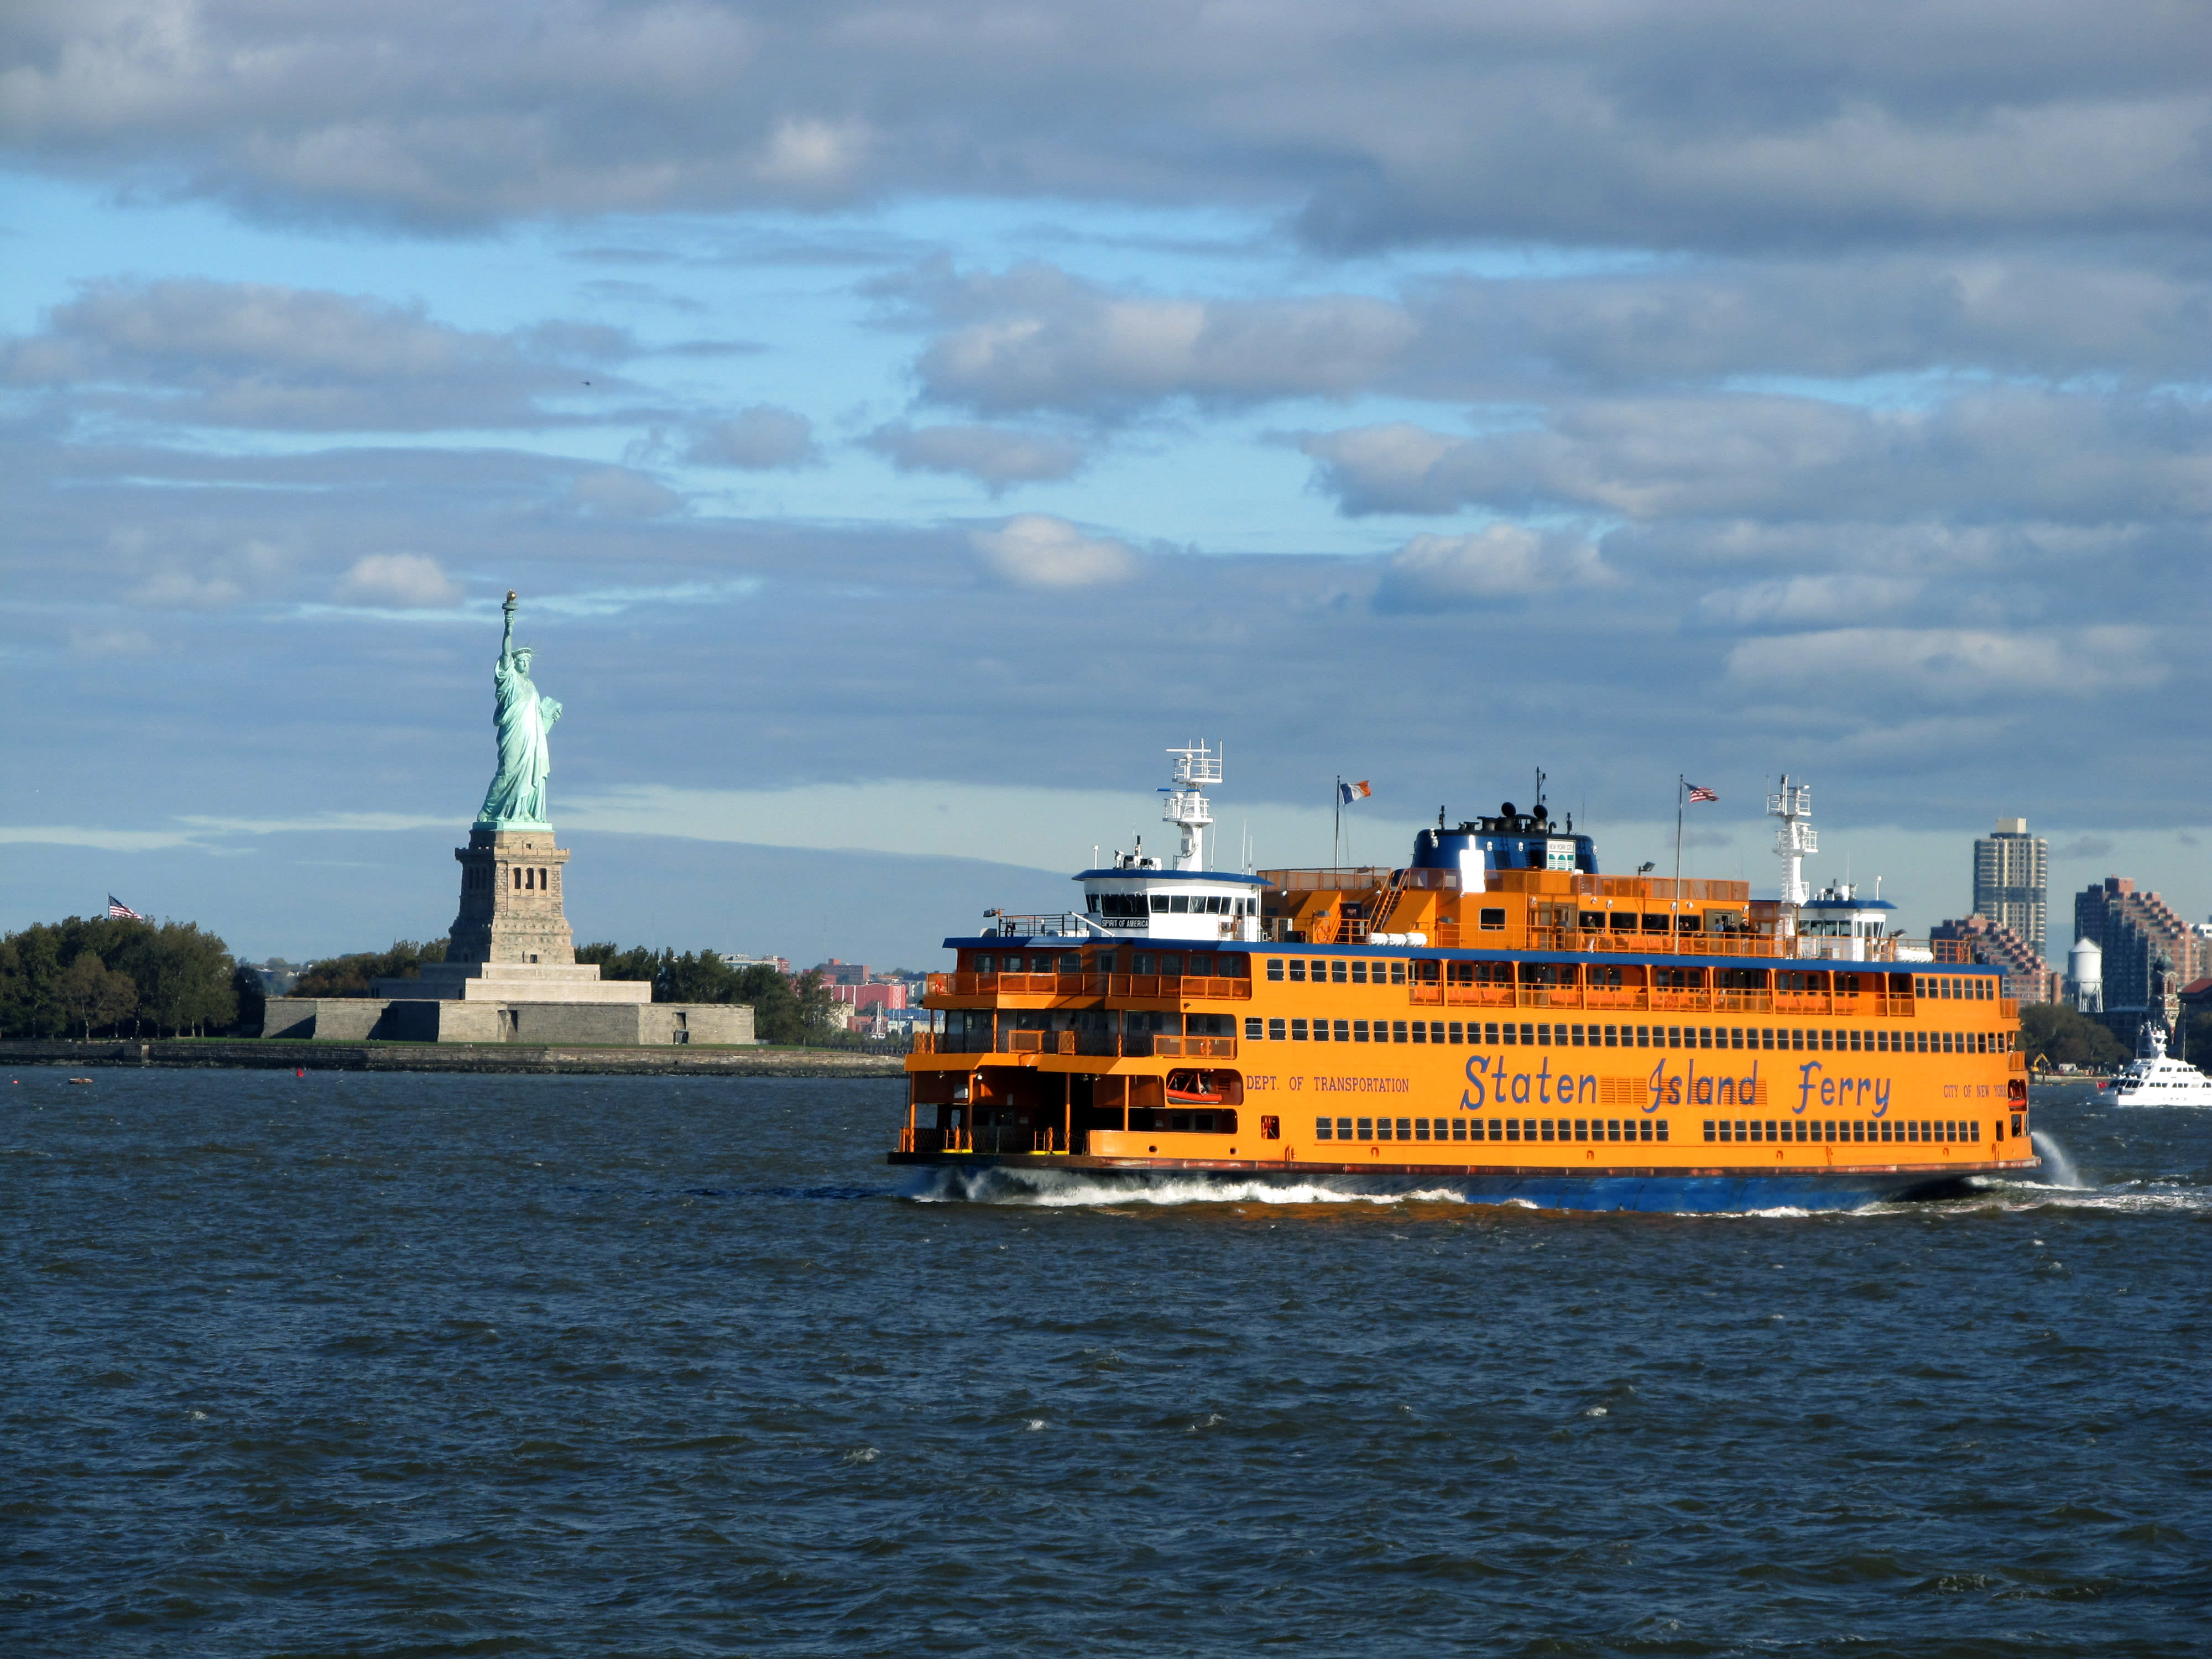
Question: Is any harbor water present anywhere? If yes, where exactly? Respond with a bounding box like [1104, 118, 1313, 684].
[6, 1072, 2209, 1655]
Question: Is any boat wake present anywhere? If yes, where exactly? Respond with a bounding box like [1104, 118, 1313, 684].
[897, 1166, 1476, 1207]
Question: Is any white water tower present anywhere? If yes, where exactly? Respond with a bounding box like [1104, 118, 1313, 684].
[2068, 936, 2103, 1014]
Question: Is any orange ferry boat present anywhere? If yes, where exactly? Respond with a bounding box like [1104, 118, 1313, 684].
[889, 747, 2037, 1211]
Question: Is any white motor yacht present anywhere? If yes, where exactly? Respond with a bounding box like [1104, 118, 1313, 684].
[2107, 1024, 2212, 1107]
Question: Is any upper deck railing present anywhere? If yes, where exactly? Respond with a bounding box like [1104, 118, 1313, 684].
[927, 971, 1253, 1001]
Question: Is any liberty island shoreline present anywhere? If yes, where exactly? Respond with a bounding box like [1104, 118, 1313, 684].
[0, 1038, 900, 1077]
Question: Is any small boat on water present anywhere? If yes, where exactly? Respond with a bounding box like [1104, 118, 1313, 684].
[2106, 1025, 2212, 1107]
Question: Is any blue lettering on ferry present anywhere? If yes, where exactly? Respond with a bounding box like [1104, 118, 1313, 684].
[1797, 1061, 1821, 1112]
[1797, 1058, 1896, 1115]
[1511, 1071, 1530, 1105]
[1535, 1055, 1553, 1105]
[1462, 1053, 1489, 1110]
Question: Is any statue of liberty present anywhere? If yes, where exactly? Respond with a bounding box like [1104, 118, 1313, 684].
[476, 591, 562, 827]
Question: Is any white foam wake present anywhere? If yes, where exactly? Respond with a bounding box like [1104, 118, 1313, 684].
[896, 1166, 1473, 1207]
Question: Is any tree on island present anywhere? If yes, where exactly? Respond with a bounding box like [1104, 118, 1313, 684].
[576, 945, 840, 1045]
[2017, 1002, 2129, 1072]
[287, 940, 447, 998]
[0, 916, 244, 1038]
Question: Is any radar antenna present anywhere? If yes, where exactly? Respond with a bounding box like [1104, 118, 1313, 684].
[1162, 742, 1221, 872]
[1767, 775, 1817, 941]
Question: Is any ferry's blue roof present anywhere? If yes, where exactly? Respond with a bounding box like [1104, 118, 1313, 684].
[1801, 895, 1898, 910]
[1072, 868, 1269, 885]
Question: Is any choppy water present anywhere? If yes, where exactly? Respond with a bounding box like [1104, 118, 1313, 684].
[6, 1072, 2210, 1656]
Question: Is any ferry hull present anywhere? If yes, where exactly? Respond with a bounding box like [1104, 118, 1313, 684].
[886, 1152, 2032, 1213]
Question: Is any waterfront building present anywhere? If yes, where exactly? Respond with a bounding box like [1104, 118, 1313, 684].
[2073, 877, 2200, 1041]
[1974, 818, 2048, 959]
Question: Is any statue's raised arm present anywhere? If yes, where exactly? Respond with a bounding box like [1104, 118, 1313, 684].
[476, 589, 558, 828]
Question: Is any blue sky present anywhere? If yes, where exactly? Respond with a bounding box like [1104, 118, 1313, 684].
[4, 1, 2209, 966]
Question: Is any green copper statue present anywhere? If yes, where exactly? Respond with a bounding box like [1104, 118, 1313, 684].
[476, 590, 562, 828]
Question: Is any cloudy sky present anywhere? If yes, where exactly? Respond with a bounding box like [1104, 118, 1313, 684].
[4, 1, 2209, 966]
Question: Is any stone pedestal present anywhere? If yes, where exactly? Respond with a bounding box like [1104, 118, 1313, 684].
[448, 827, 575, 965]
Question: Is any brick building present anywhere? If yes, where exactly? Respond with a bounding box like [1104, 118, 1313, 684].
[1931, 914, 2059, 1005]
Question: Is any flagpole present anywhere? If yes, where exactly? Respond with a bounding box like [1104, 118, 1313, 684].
[1333, 775, 1342, 869]
[1673, 775, 1685, 940]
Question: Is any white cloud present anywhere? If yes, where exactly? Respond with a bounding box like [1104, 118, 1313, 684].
[971, 514, 1137, 588]
[1728, 626, 2166, 702]
[567, 467, 685, 517]
[1374, 526, 1605, 612]
[867, 422, 1087, 491]
[685, 405, 818, 469]
[1693, 573, 1926, 628]
[332, 553, 463, 609]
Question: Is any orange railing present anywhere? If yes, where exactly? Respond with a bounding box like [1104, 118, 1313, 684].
[1154, 1035, 1237, 1058]
[925, 971, 1254, 1002]
[1408, 985, 1922, 1018]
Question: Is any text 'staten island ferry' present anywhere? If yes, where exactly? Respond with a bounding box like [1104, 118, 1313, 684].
[890, 747, 2038, 1211]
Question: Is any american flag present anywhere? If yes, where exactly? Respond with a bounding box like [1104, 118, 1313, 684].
[1686, 784, 1718, 804]
[107, 894, 143, 920]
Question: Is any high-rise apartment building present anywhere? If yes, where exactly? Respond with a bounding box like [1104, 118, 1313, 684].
[2074, 877, 2201, 1037]
[1974, 817, 2048, 958]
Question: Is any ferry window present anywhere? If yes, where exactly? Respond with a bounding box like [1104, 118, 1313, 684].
[973, 953, 994, 973]
[1150, 895, 1168, 912]
[1411, 1021, 1427, 1044]
[1569, 1118, 1584, 1141]
[1703, 1120, 1715, 1142]
[1969, 1120, 1980, 1141]
[1188, 953, 1214, 976]
[1635, 1025, 1651, 1047]
[1312, 1019, 1331, 1042]
[1159, 953, 1184, 977]
[1537, 1022, 1552, 1045]
[1541, 1120, 1556, 1141]
[1331, 961, 1349, 983]
[1452, 1118, 1467, 1140]
[1291, 1019, 1308, 1040]
[1058, 953, 1082, 973]
[1449, 1021, 1464, 1044]
[1267, 1018, 1286, 1041]
[1678, 913, 1703, 934]
[1133, 953, 1154, 974]
[1578, 911, 1604, 929]
[1503, 1023, 1519, 1046]
[1506, 1119, 1521, 1141]
[1699, 1027, 1714, 1049]
[1316, 1117, 1333, 1140]
[1245, 1018, 1264, 1040]
[1353, 1020, 1370, 1042]
[1486, 1022, 1502, 1045]
[1601, 1024, 1616, 1046]
[1391, 962, 1406, 985]
[1351, 961, 1368, 984]
[1337, 1118, 1352, 1138]
[1447, 962, 1474, 985]
[1415, 1118, 1431, 1140]
[1357, 1117, 1374, 1140]
[1287, 959, 1306, 982]
[1333, 1020, 1350, 1042]
[1605, 1119, 1621, 1141]
[1480, 908, 1507, 930]
[1393, 1021, 1410, 1042]
[1268, 958, 1285, 981]
[1657, 1121, 1670, 1141]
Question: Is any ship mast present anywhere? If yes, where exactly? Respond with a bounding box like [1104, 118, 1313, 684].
[1767, 775, 1816, 947]
[1162, 742, 1220, 872]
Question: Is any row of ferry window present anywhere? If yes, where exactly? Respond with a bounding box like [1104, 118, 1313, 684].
[1240, 1017, 2011, 1054]
[968, 951, 1250, 977]
[1704, 1118, 1981, 1144]
[1315, 1116, 1671, 1142]
[1088, 892, 1259, 917]
[1271, 958, 1409, 984]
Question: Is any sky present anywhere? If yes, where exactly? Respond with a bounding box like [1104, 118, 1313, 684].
[3, 1, 2209, 968]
